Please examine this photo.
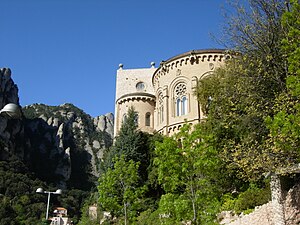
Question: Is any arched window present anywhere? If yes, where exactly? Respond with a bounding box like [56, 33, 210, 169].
[158, 92, 164, 123]
[134, 112, 139, 126]
[175, 83, 188, 116]
[176, 98, 181, 116]
[136, 82, 145, 91]
[182, 96, 187, 115]
[122, 113, 127, 123]
[145, 112, 151, 126]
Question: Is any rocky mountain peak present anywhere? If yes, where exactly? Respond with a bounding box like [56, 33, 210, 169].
[0, 68, 114, 190]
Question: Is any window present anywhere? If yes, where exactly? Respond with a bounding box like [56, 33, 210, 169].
[136, 82, 145, 91]
[145, 112, 151, 126]
[122, 113, 127, 123]
[182, 96, 187, 115]
[175, 83, 188, 116]
[176, 98, 181, 116]
[158, 92, 164, 123]
[134, 112, 139, 125]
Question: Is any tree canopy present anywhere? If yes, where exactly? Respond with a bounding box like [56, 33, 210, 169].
[196, 0, 300, 181]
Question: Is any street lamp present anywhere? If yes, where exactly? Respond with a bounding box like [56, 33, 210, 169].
[0, 103, 21, 119]
[36, 188, 62, 220]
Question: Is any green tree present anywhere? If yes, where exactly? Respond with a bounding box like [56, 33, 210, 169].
[196, 0, 293, 180]
[102, 107, 150, 182]
[77, 195, 99, 225]
[265, 0, 300, 172]
[154, 124, 220, 225]
[98, 155, 147, 224]
[113, 107, 146, 162]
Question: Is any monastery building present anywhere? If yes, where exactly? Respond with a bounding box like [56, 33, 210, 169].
[114, 49, 226, 136]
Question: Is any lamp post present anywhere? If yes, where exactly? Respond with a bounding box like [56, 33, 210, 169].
[36, 188, 62, 220]
[0, 103, 21, 119]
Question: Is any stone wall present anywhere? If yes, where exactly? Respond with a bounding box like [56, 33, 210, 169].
[221, 176, 300, 225]
[222, 202, 274, 225]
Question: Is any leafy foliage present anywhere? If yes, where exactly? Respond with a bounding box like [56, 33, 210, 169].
[154, 123, 221, 224]
[195, 0, 298, 181]
[111, 107, 148, 165]
[221, 182, 271, 214]
[0, 156, 90, 224]
[265, 0, 300, 174]
[0, 157, 48, 224]
[77, 192, 99, 225]
[98, 107, 164, 224]
[98, 155, 147, 224]
[102, 106, 155, 183]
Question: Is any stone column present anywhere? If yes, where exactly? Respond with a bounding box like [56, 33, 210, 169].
[163, 85, 169, 135]
[271, 173, 285, 225]
[191, 76, 200, 120]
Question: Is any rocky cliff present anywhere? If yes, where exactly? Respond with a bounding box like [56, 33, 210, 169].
[0, 68, 114, 190]
[0, 68, 24, 159]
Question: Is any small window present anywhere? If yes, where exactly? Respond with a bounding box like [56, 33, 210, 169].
[136, 82, 145, 91]
[122, 113, 127, 123]
[145, 112, 151, 126]
[134, 113, 139, 125]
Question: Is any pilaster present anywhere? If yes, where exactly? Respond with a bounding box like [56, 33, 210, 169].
[271, 173, 285, 225]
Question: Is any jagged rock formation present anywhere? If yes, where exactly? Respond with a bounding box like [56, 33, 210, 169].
[0, 67, 114, 190]
[0, 68, 25, 160]
[23, 103, 114, 189]
[94, 113, 114, 136]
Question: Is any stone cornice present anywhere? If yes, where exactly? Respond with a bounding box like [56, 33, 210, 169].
[155, 118, 200, 134]
[116, 92, 156, 104]
[152, 49, 227, 87]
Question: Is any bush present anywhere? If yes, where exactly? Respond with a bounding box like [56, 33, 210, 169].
[221, 183, 271, 214]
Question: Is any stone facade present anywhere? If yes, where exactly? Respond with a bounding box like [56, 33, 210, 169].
[114, 49, 226, 135]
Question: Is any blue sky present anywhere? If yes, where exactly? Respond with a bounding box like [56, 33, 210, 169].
[0, 0, 227, 117]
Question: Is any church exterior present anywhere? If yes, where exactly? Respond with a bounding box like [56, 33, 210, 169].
[114, 49, 226, 136]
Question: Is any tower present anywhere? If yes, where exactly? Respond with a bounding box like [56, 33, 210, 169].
[114, 63, 156, 135]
